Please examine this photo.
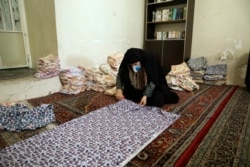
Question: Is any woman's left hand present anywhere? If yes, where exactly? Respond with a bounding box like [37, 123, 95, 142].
[139, 96, 147, 106]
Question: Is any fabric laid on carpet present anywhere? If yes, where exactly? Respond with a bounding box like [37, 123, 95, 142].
[0, 90, 116, 150]
[186, 87, 250, 167]
[0, 99, 180, 167]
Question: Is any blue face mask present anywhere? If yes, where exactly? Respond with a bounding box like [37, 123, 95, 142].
[132, 64, 141, 73]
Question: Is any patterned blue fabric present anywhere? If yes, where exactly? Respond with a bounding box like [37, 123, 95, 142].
[187, 57, 207, 71]
[205, 64, 227, 75]
[0, 103, 55, 132]
[0, 99, 180, 167]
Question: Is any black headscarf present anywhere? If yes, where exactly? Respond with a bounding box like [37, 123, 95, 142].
[119, 48, 170, 91]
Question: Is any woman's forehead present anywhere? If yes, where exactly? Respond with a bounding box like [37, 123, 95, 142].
[130, 61, 140, 65]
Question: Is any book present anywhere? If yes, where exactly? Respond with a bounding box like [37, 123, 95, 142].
[172, 8, 177, 20]
[176, 8, 183, 20]
[155, 10, 162, 22]
[183, 7, 187, 19]
[162, 9, 170, 21]
[168, 9, 173, 20]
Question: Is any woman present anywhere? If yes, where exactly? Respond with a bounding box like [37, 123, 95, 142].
[115, 48, 179, 107]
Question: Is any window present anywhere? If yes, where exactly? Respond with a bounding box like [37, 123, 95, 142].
[0, 0, 21, 32]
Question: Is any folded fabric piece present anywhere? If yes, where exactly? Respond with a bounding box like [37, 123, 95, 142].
[203, 80, 227, 86]
[205, 64, 227, 75]
[166, 62, 199, 91]
[190, 70, 205, 78]
[79, 66, 116, 92]
[204, 74, 227, 81]
[0, 103, 55, 132]
[34, 54, 60, 79]
[99, 63, 113, 75]
[59, 68, 86, 94]
[168, 62, 191, 75]
[107, 52, 124, 70]
[187, 57, 207, 71]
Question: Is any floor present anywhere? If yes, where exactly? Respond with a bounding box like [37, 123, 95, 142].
[0, 68, 35, 80]
[0, 75, 61, 103]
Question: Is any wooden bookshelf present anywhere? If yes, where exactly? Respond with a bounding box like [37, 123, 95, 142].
[143, 0, 195, 74]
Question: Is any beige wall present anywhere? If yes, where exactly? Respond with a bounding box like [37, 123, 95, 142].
[54, 0, 145, 68]
[191, 0, 250, 86]
[24, 0, 58, 69]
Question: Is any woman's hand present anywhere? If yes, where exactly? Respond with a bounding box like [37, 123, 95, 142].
[139, 96, 147, 106]
[115, 89, 125, 100]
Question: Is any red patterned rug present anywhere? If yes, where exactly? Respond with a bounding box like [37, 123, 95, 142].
[125, 84, 238, 166]
[1, 84, 246, 166]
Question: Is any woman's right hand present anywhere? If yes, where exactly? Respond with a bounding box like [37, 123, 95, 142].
[115, 89, 125, 100]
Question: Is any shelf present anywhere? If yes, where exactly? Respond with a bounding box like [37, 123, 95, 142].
[145, 39, 184, 41]
[147, 0, 187, 7]
[147, 19, 185, 24]
[144, 0, 194, 74]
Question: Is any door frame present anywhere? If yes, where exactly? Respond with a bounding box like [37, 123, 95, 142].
[19, 0, 32, 68]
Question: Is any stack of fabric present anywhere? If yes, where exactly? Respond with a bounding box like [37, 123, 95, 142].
[34, 54, 60, 79]
[59, 52, 124, 95]
[203, 64, 227, 85]
[107, 52, 124, 71]
[187, 57, 207, 83]
[166, 62, 199, 91]
[187, 57, 227, 85]
[59, 68, 86, 94]
[77, 66, 116, 92]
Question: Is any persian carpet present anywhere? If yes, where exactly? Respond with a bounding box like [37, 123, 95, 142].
[0, 84, 247, 167]
[125, 84, 238, 167]
[186, 86, 250, 167]
[0, 99, 180, 167]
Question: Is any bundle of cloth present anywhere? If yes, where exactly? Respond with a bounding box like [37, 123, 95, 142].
[34, 54, 60, 79]
[187, 57, 207, 83]
[203, 64, 227, 85]
[0, 102, 55, 132]
[187, 57, 227, 85]
[59, 68, 86, 94]
[166, 62, 199, 91]
[59, 52, 124, 95]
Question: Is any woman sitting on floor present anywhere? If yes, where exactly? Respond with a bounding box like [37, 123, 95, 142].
[115, 48, 179, 107]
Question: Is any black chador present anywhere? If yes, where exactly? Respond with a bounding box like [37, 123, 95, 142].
[116, 48, 179, 107]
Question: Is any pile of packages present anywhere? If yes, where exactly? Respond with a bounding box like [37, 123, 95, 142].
[187, 57, 207, 82]
[59, 68, 85, 94]
[166, 62, 199, 91]
[203, 64, 227, 85]
[166, 57, 227, 91]
[59, 52, 124, 95]
[187, 57, 227, 85]
[34, 54, 60, 79]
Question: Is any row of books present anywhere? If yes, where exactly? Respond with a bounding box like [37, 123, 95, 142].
[153, 0, 173, 3]
[155, 31, 185, 40]
[152, 7, 187, 22]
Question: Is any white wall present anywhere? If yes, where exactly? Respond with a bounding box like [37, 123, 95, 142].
[191, 0, 250, 86]
[54, 0, 250, 86]
[54, 0, 145, 68]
